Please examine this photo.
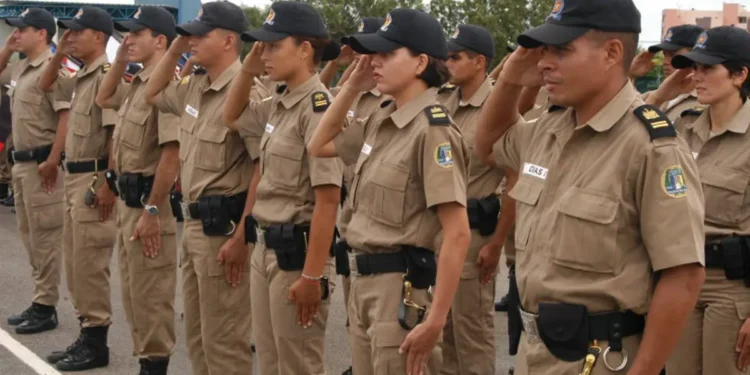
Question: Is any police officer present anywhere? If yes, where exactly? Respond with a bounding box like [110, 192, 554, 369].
[475, 0, 707, 373]
[95, 6, 179, 374]
[436, 23, 502, 375]
[143, 2, 264, 374]
[37, 6, 117, 371]
[222, 2, 343, 373]
[308, 8, 471, 375]
[646, 26, 750, 375]
[0, 8, 68, 335]
[632, 24, 704, 121]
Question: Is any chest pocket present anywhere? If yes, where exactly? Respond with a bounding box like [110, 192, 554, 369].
[349, 152, 370, 210]
[553, 187, 618, 274]
[702, 167, 750, 226]
[17, 90, 43, 119]
[120, 106, 151, 150]
[194, 125, 229, 172]
[70, 99, 93, 137]
[265, 135, 305, 190]
[509, 176, 544, 251]
[367, 162, 409, 227]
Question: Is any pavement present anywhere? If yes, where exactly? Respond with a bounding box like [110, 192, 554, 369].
[0, 205, 515, 375]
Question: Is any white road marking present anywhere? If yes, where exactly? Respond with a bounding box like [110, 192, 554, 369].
[0, 327, 62, 375]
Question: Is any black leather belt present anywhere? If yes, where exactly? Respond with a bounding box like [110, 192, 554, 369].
[705, 236, 749, 269]
[10, 144, 52, 164]
[186, 192, 247, 222]
[65, 158, 109, 174]
[355, 252, 408, 275]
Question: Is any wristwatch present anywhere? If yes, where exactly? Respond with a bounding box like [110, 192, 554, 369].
[144, 204, 159, 216]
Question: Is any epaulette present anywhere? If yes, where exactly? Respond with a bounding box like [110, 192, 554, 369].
[634, 104, 676, 140]
[276, 84, 287, 94]
[101, 62, 111, 73]
[438, 83, 457, 94]
[380, 99, 393, 108]
[311, 91, 330, 112]
[548, 105, 565, 112]
[680, 106, 704, 117]
[424, 104, 450, 126]
[180, 75, 190, 85]
[193, 67, 207, 75]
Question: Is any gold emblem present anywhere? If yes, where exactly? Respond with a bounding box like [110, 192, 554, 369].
[696, 32, 707, 47]
[642, 108, 659, 120]
[265, 9, 275, 25]
[381, 13, 392, 31]
[552, 0, 563, 13]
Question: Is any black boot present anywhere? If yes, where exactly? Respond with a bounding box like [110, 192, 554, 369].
[495, 293, 510, 312]
[56, 326, 110, 371]
[47, 317, 85, 364]
[138, 357, 169, 375]
[15, 303, 57, 334]
[7, 304, 33, 326]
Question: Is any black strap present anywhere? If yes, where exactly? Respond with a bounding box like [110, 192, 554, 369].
[65, 158, 109, 174]
[588, 311, 645, 351]
[355, 252, 408, 275]
[11, 144, 52, 163]
[187, 192, 248, 222]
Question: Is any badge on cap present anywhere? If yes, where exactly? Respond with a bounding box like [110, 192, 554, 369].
[74, 8, 83, 19]
[381, 13, 392, 32]
[549, 0, 564, 20]
[195, 7, 203, 20]
[434, 142, 454, 168]
[20, 9, 29, 17]
[265, 9, 275, 25]
[662, 165, 687, 198]
[665, 29, 673, 42]
[357, 20, 365, 33]
[451, 27, 460, 39]
[695, 32, 707, 49]
[312, 91, 330, 112]
[134, 7, 142, 19]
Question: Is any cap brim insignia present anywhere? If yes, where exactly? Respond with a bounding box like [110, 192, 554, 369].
[549, 0, 564, 20]
[20, 9, 29, 17]
[381, 13, 392, 31]
[134, 8, 141, 19]
[662, 165, 688, 198]
[312, 91, 330, 112]
[434, 142, 454, 168]
[665, 30, 673, 42]
[695, 32, 707, 49]
[75, 8, 83, 19]
[357, 21, 364, 32]
[196, 7, 203, 20]
[264, 9, 275, 25]
[452, 28, 459, 39]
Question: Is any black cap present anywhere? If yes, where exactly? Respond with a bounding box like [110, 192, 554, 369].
[348, 9, 448, 60]
[241, 2, 340, 61]
[447, 24, 495, 58]
[517, 0, 641, 49]
[115, 6, 176, 40]
[5, 8, 57, 39]
[672, 26, 750, 69]
[176, 1, 248, 36]
[58, 6, 113, 35]
[648, 24, 704, 53]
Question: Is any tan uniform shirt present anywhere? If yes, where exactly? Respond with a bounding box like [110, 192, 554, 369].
[492, 83, 705, 314]
[642, 90, 701, 123]
[334, 88, 469, 254]
[238, 74, 343, 225]
[675, 103, 750, 238]
[110, 65, 180, 176]
[55, 54, 117, 162]
[155, 60, 269, 202]
[439, 78, 505, 199]
[0, 49, 70, 151]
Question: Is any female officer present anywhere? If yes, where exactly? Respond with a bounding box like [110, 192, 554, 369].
[646, 26, 750, 375]
[221, 2, 342, 374]
[307, 8, 471, 375]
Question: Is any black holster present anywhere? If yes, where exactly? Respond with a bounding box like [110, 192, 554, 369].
[244, 215, 258, 244]
[403, 246, 437, 289]
[706, 236, 750, 287]
[196, 193, 246, 236]
[170, 189, 183, 220]
[507, 265, 521, 356]
[264, 224, 309, 271]
[117, 174, 154, 208]
[334, 240, 351, 276]
[467, 195, 501, 236]
[537, 303, 590, 362]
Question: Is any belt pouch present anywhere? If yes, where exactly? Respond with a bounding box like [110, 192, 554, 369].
[244, 216, 258, 244]
[720, 237, 746, 281]
[267, 224, 306, 271]
[334, 240, 351, 276]
[403, 247, 436, 289]
[537, 303, 590, 362]
[467, 199, 481, 230]
[169, 190, 182, 220]
[198, 196, 230, 236]
[478, 195, 500, 236]
[124, 175, 141, 208]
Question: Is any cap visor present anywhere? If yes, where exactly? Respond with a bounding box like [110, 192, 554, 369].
[672, 50, 727, 69]
[176, 21, 213, 36]
[648, 41, 684, 53]
[114, 20, 147, 33]
[447, 40, 466, 53]
[5, 18, 28, 28]
[349, 33, 401, 55]
[57, 19, 86, 31]
[240, 29, 287, 43]
[322, 41, 341, 62]
[517, 23, 589, 48]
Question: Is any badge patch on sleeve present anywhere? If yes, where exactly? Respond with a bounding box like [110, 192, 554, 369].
[434, 142, 454, 168]
[662, 165, 687, 198]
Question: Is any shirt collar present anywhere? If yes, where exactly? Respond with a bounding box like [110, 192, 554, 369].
[280, 73, 323, 109]
[723, 100, 750, 134]
[78, 54, 109, 78]
[205, 60, 241, 92]
[459, 77, 493, 108]
[390, 87, 438, 129]
[29, 48, 52, 68]
[584, 82, 638, 132]
[133, 64, 155, 83]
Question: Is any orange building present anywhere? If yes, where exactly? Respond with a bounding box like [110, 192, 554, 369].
[662, 2, 750, 38]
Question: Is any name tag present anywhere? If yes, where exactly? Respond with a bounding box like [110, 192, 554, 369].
[361, 143, 372, 155]
[10, 80, 16, 87]
[522, 162, 548, 180]
[347, 110, 355, 118]
[265, 123, 275, 133]
[185, 105, 198, 118]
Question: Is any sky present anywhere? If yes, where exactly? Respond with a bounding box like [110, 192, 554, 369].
[218, 0, 749, 46]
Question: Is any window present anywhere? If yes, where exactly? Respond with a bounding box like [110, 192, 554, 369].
[740, 16, 748, 23]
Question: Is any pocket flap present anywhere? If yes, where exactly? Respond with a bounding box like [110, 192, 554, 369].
[372, 162, 409, 191]
[509, 177, 543, 206]
[18, 90, 43, 105]
[558, 187, 618, 224]
[125, 106, 151, 125]
[71, 206, 101, 223]
[270, 137, 305, 161]
[197, 125, 229, 144]
[702, 167, 749, 194]
[72, 99, 92, 115]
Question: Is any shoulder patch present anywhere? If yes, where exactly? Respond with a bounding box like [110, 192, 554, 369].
[548, 105, 566, 112]
[424, 105, 450, 126]
[311, 91, 330, 112]
[633, 104, 676, 140]
[438, 83, 457, 94]
[680, 106, 705, 118]
[276, 84, 287, 94]
[180, 75, 190, 85]
[102, 62, 111, 73]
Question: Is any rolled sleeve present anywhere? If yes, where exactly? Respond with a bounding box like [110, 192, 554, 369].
[237, 95, 272, 144]
[157, 111, 180, 145]
[304, 109, 343, 187]
[155, 79, 188, 117]
[421, 124, 469, 208]
[54, 75, 75, 103]
[0, 63, 12, 86]
[47, 90, 70, 112]
[107, 83, 130, 111]
[493, 117, 532, 171]
[102, 107, 117, 127]
[333, 115, 367, 166]
[638, 141, 705, 271]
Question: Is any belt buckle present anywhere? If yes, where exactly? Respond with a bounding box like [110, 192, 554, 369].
[179, 201, 190, 220]
[519, 308, 541, 344]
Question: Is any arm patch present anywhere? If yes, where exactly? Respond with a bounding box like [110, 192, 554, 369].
[424, 104, 450, 126]
[634, 104, 677, 140]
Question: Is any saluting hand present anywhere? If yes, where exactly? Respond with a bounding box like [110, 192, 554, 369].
[116, 35, 131, 64]
[216, 236, 249, 287]
[242, 42, 266, 76]
[57, 30, 73, 55]
[288, 277, 322, 328]
[337, 45, 355, 67]
[343, 55, 376, 93]
[737, 318, 750, 370]
[170, 35, 191, 55]
[629, 51, 655, 79]
[5, 34, 18, 52]
[652, 68, 695, 103]
[94, 182, 116, 221]
[498, 47, 544, 87]
[399, 317, 443, 375]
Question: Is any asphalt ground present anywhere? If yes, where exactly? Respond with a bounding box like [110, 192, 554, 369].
[0, 205, 515, 374]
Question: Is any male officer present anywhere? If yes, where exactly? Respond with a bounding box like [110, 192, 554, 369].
[0, 8, 69, 335]
[631, 24, 704, 121]
[142, 2, 265, 374]
[476, 0, 706, 374]
[95, 6, 179, 375]
[437, 23, 503, 375]
[37, 6, 117, 371]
